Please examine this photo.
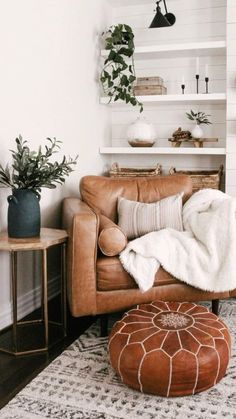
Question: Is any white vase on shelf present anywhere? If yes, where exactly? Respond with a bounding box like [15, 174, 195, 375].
[126, 116, 156, 147]
[191, 124, 204, 139]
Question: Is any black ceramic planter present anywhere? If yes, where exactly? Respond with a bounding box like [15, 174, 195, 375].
[7, 189, 41, 238]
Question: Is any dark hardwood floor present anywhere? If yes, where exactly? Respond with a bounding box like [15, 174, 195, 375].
[0, 297, 95, 409]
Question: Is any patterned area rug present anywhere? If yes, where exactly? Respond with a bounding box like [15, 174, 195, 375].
[0, 300, 236, 419]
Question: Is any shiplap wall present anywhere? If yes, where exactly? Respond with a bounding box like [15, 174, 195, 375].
[226, 0, 236, 196]
[108, 0, 226, 173]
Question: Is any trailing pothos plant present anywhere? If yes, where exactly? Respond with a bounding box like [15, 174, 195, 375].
[0, 135, 78, 196]
[100, 24, 143, 112]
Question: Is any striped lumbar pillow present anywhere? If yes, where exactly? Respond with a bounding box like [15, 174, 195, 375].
[118, 193, 184, 240]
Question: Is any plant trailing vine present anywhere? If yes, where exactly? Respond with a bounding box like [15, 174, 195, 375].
[100, 24, 143, 112]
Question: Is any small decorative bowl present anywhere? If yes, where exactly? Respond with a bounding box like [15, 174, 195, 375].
[128, 140, 156, 147]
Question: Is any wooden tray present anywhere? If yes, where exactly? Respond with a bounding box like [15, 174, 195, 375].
[168, 138, 218, 148]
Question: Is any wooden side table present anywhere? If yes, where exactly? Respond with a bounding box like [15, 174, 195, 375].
[0, 228, 68, 356]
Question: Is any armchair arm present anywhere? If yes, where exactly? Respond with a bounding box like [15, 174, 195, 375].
[62, 197, 99, 317]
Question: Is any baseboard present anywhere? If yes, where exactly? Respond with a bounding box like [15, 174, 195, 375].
[0, 275, 60, 331]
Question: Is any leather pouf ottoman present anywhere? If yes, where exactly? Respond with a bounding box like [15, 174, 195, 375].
[108, 301, 231, 397]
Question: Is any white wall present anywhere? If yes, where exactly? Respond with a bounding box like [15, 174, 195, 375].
[0, 0, 111, 330]
[108, 0, 226, 172]
[226, 0, 236, 196]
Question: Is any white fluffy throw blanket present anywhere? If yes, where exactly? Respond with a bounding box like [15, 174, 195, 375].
[120, 189, 236, 293]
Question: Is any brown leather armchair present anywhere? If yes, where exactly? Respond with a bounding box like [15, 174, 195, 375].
[62, 175, 236, 325]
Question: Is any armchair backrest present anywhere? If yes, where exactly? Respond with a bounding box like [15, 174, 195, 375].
[80, 175, 192, 223]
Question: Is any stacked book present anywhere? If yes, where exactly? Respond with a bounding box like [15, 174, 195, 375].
[134, 76, 167, 96]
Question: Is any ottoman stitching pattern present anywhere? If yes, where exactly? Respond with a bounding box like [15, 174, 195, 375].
[108, 301, 231, 397]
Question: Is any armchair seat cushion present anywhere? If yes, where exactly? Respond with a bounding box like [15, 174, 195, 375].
[97, 256, 179, 291]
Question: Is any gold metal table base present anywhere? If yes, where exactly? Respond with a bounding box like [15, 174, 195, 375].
[0, 228, 68, 356]
[0, 321, 65, 356]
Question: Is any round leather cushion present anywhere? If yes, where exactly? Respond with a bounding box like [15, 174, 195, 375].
[108, 301, 231, 397]
[98, 226, 127, 256]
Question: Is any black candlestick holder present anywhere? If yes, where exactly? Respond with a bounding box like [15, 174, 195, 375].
[195, 74, 199, 94]
[181, 84, 185, 94]
[205, 77, 209, 94]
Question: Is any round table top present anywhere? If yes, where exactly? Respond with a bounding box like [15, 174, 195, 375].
[0, 228, 68, 251]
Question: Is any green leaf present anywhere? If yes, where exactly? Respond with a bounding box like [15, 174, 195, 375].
[121, 75, 129, 87]
[113, 54, 125, 64]
[102, 71, 109, 79]
[129, 75, 136, 83]
[112, 69, 119, 80]
[101, 24, 141, 111]
[0, 136, 78, 192]
[139, 103, 144, 113]
[128, 40, 134, 50]
[121, 63, 128, 71]
[108, 50, 116, 61]
[125, 94, 131, 103]
[124, 24, 132, 33]
[130, 97, 138, 105]
[118, 47, 132, 57]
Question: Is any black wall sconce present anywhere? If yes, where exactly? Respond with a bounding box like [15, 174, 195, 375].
[149, 0, 176, 28]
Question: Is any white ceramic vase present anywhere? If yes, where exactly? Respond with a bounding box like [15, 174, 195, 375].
[126, 116, 156, 147]
[191, 124, 204, 139]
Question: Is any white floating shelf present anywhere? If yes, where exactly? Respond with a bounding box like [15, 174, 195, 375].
[108, 0, 152, 6]
[100, 147, 226, 156]
[100, 93, 226, 105]
[101, 40, 226, 60]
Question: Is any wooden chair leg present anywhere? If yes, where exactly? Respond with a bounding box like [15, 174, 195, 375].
[212, 299, 220, 315]
[100, 314, 109, 337]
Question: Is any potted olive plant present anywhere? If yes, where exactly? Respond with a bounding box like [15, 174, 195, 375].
[186, 110, 212, 139]
[0, 135, 77, 238]
[100, 23, 143, 112]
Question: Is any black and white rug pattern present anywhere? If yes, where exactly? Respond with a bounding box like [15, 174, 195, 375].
[0, 301, 236, 419]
